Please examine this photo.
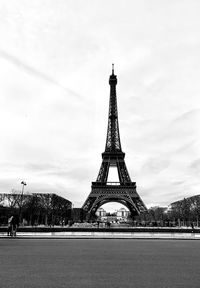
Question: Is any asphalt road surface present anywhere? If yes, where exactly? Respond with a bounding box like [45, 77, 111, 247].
[0, 239, 200, 288]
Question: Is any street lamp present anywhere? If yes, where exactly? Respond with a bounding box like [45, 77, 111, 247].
[19, 181, 27, 224]
[21, 181, 27, 198]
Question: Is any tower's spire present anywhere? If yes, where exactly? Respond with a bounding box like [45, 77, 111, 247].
[112, 63, 114, 75]
[106, 64, 121, 152]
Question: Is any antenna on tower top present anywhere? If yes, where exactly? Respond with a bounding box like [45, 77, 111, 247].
[112, 63, 114, 75]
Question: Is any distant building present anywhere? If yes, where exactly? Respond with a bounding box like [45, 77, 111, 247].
[96, 206, 130, 222]
[0, 192, 71, 207]
[116, 207, 130, 221]
[96, 207, 107, 218]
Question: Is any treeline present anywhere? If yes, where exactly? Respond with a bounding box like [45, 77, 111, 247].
[135, 195, 200, 227]
[0, 193, 72, 226]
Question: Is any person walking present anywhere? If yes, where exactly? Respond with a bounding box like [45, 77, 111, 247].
[191, 222, 195, 233]
[11, 215, 19, 237]
[7, 216, 13, 236]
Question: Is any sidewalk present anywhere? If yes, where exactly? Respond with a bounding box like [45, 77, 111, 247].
[1, 231, 200, 239]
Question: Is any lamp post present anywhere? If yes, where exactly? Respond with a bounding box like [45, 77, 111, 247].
[19, 181, 27, 224]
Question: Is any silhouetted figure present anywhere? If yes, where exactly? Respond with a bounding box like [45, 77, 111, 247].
[107, 221, 111, 228]
[7, 216, 13, 236]
[191, 222, 195, 233]
[10, 215, 19, 237]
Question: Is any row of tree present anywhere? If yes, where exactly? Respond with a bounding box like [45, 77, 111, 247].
[136, 195, 200, 227]
[1, 193, 200, 227]
[0, 192, 72, 226]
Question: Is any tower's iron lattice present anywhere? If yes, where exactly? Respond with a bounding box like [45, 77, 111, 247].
[82, 65, 147, 219]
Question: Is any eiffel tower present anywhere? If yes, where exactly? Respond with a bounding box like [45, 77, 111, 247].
[82, 65, 146, 219]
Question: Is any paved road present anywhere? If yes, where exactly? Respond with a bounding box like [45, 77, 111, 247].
[0, 239, 200, 288]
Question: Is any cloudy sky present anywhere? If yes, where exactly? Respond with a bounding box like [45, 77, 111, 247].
[0, 0, 200, 209]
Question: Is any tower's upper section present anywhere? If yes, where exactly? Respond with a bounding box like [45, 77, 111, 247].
[104, 64, 122, 153]
[109, 64, 117, 85]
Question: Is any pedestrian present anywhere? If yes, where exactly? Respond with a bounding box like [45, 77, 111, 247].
[11, 215, 19, 237]
[191, 222, 195, 233]
[7, 216, 13, 236]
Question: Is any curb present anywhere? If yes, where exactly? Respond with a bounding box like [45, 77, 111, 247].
[1, 232, 200, 240]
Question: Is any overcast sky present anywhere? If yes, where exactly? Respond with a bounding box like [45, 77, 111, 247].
[0, 0, 200, 210]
